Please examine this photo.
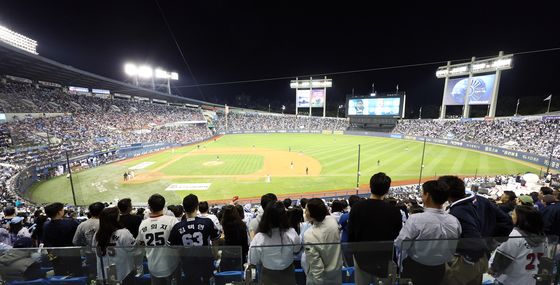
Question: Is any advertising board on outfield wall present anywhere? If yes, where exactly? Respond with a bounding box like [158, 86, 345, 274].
[344, 130, 560, 171]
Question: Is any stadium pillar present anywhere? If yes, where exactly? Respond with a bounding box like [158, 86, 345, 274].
[356, 144, 361, 195]
[323, 76, 327, 117]
[418, 138, 427, 186]
[462, 57, 476, 118]
[488, 51, 504, 117]
[309, 77, 313, 117]
[546, 130, 558, 175]
[439, 61, 451, 119]
[295, 77, 299, 116]
[65, 151, 78, 206]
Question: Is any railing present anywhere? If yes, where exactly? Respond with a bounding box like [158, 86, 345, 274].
[1, 236, 558, 285]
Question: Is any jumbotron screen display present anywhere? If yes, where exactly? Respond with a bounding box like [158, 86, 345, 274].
[347, 97, 401, 116]
[444, 74, 496, 105]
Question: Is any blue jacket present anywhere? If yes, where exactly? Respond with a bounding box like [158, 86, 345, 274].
[473, 194, 513, 238]
[541, 202, 560, 236]
[448, 195, 486, 263]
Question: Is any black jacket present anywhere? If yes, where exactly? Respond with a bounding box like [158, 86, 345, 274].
[473, 194, 513, 238]
[541, 202, 560, 236]
[448, 195, 486, 263]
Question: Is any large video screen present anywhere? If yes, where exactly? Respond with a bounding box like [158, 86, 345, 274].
[347, 97, 401, 116]
[297, 89, 325, 108]
[444, 74, 496, 105]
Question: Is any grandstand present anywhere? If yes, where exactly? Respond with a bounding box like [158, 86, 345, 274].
[1, 15, 560, 285]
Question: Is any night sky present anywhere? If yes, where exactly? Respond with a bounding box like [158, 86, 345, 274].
[1, 1, 559, 118]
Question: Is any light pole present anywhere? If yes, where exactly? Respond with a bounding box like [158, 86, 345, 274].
[337, 105, 343, 118]
[124, 63, 178, 94]
[281, 105, 285, 114]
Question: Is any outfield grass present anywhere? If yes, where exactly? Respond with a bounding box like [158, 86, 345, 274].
[28, 134, 542, 205]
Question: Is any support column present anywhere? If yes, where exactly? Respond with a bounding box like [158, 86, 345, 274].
[462, 57, 476, 118]
[488, 51, 504, 117]
[439, 61, 451, 119]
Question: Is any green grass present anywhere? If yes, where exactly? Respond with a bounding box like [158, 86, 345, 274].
[160, 154, 263, 176]
[27, 134, 541, 205]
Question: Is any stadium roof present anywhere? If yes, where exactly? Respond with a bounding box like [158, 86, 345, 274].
[0, 42, 220, 106]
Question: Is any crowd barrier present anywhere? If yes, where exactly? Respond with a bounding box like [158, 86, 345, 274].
[0, 236, 558, 285]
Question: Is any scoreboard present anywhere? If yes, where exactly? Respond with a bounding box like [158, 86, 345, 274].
[347, 96, 404, 118]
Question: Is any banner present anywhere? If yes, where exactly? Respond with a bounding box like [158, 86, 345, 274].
[297, 89, 325, 108]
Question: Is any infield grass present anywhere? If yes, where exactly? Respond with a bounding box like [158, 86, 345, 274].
[27, 133, 542, 205]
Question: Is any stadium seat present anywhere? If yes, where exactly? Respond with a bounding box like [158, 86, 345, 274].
[342, 266, 355, 283]
[295, 268, 306, 285]
[214, 271, 243, 285]
[7, 279, 49, 285]
[135, 273, 151, 285]
[47, 276, 87, 285]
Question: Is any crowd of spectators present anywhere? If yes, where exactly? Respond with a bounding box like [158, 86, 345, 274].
[214, 112, 349, 133]
[393, 118, 560, 159]
[0, 172, 559, 284]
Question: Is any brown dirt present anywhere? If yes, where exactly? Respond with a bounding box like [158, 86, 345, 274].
[124, 147, 322, 184]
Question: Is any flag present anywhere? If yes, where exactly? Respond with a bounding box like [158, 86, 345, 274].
[544, 94, 552, 101]
[396, 84, 399, 91]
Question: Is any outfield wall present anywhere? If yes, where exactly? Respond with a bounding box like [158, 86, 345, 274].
[220, 129, 559, 171]
[345, 130, 560, 172]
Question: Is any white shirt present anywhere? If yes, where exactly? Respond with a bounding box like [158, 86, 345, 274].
[136, 215, 179, 277]
[93, 229, 139, 282]
[395, 207, 462, 266]
[199, 213, 221, 231]
[249, 228, 301, 270]
[490, 229, 547, 285]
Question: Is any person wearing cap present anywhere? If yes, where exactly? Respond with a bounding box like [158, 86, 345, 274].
[517, 195, 534, 207]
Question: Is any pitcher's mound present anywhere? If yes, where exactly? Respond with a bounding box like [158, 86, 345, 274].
[203, 161, 224, 166]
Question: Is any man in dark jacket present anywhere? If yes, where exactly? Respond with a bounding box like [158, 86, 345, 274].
[43, 203, 82, 276]
[439, 176, 487, 285]
[541, 197, 560, 236]
[349, 172, 402, 284]
[117, 198, 142, 238]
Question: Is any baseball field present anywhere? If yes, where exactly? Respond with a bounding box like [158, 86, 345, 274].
[27, 133, 542, 205]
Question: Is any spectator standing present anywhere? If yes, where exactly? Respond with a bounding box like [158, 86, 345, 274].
[249, 201, 302, 285]
[339, 195, 361, 243]
[395, 180, 461, 285]
[1, 207, 16, 228]
[248, 193, 277, 239]
[43, 202, 82, 276]
[489, 205, 547, 285]
[219, 205, 249, 271]
[499, 191, 517, 215]
[136, 194, 179, 285]
[168, 194, 220, 285]
[117, 198, 143, 238]
[93, 207, 138, 285]
[439, 176, 487, 285]
[198, 201, 221, 231]
[303, 198, 343, 285]
[73, 202, 105, 279]
[348, 173, 402, 284]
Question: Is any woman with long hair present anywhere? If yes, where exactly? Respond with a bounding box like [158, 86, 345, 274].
[220, 205, 249, 271]
[249, 201, 301, 285]
[93, 207, 139, 285]
[489, 205, 547, 285]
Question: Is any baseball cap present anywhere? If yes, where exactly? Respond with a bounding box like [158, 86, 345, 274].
[518, 195, 534, 206]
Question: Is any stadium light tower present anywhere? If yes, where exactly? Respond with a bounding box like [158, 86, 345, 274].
[290, 76, 332, 117]
[0, 25, 38, 54]
[436, 51, 513, 118]
[123, 62, 179, 94]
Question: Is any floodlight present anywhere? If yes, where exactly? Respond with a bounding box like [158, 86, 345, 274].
[435, 69, 448, 77]
[472, 63, 487, 70]
[155, 68, 170, 79]
[170, 72, 179, 80]
[450, 66, 468, 74]
[0, 25, 38, 54]
[492, 58, 512, 68]
[124, 63, 138, 76]
[138, 66, 153, 78]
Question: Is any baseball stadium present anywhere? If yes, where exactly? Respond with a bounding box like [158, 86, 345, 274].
[1, 3, 560, 285]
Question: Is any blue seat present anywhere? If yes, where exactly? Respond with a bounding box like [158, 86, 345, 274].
[135, 273, 151, 285]
[342, 267, 355, 283]
[48, 276, 87, 285]
[215, 271, 243, 285]
[295, 268, 306, 285]
[8, 279, 49, 285]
